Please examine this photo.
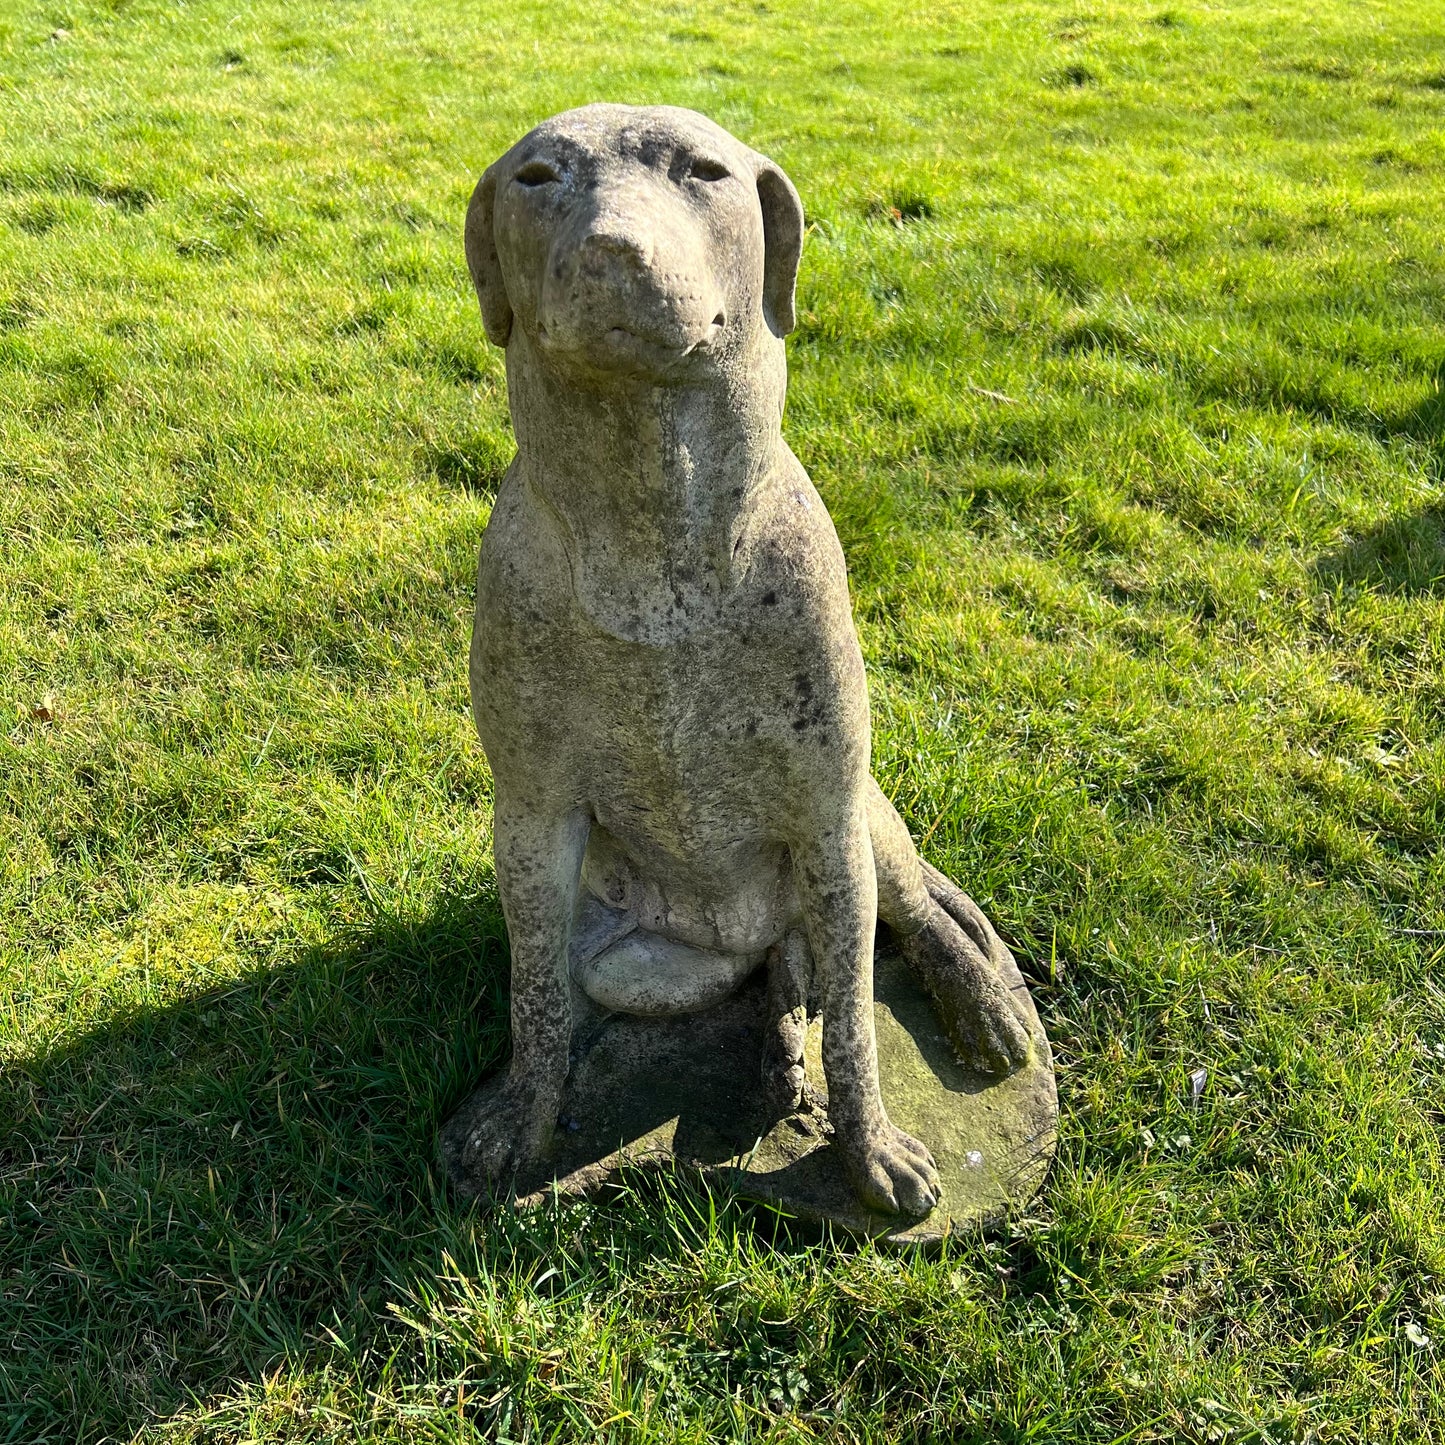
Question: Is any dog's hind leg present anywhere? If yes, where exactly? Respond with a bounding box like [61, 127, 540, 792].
[867, 776, 935, 937]
[866, 777, 1033, 1077]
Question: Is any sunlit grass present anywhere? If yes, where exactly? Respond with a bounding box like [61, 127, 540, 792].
[2, 0, 1444, 1439]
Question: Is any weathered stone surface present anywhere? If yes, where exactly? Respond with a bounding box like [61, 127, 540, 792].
[448, 945, 1055, 1243]
[442, 103, 1057, 1224]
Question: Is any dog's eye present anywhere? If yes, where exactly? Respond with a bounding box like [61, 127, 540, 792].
[688, 156, 731, 183]
[514, 161, 562, 188]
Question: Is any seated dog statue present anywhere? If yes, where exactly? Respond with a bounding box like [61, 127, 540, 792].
[447, 103, 1034, 1217]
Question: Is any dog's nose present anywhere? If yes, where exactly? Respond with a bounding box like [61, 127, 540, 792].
[576, 225, 654, 271]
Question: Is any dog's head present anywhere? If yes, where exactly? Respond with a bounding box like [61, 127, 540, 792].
[466, 104, 804, 383]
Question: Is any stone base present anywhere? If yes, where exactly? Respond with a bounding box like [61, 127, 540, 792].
[444, 946, 1056, 1244]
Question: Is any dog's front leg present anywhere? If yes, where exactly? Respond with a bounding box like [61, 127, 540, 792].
[794, 805, 941, 1217]
[452, 789, 589, 1193]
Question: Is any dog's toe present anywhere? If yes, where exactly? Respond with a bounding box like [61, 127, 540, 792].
[762, 1056, 806, 1114]
[850, 1122, 941, 1217]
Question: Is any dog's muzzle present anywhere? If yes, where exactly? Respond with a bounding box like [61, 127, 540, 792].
[537, 223, 725, 373]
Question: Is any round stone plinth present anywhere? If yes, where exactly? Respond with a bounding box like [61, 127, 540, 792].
[443, 947, 1056, 1243]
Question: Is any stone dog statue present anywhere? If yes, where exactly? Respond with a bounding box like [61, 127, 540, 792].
[445, 104, 1034, 1218]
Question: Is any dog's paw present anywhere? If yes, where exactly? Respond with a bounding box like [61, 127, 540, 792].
[842, 1120, 941, 1217]
[762, 1050, 806, 1115]
[761, 1002, 808, 1115]
[900, 899, 1033, 1077]
[440, 1075, 554, 1199]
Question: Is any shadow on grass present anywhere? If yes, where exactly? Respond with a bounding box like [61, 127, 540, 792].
[1389, 361, 1445, 451]
[0, 883, 863, 1444]
[0, 883, 512, 1443]
[1314, 501, 1445, 596]
[1311, 369, 1445, 595]
[0, 877, 1073, 1442]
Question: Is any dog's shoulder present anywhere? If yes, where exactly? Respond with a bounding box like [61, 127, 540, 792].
[474, 461, 571, 618]
[737, 451, 855, 632]
[727, 453, 871, 796]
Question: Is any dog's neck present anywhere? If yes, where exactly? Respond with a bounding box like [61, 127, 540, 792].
[506, 328, 788, 643]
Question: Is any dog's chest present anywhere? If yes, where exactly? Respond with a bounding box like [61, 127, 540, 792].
[581, 627, 805, 877]
[581, 615, 782, 780]
[473, 475, 852, 845]
[482, 586, 803, 827]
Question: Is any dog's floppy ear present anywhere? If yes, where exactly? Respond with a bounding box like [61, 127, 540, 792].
[756, 159, 804, 338]
[464, 164, 512, 348]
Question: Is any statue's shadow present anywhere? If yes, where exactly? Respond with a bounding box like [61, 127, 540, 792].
[479, 938, 1057, 1245]
[0, 884, 515, 1441]
[3, 882, 1054, 1435]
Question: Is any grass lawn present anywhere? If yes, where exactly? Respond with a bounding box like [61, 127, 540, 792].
[3, 0, 1445, 1438]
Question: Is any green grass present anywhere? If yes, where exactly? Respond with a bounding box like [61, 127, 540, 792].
[3, 0, 1445, 1438]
